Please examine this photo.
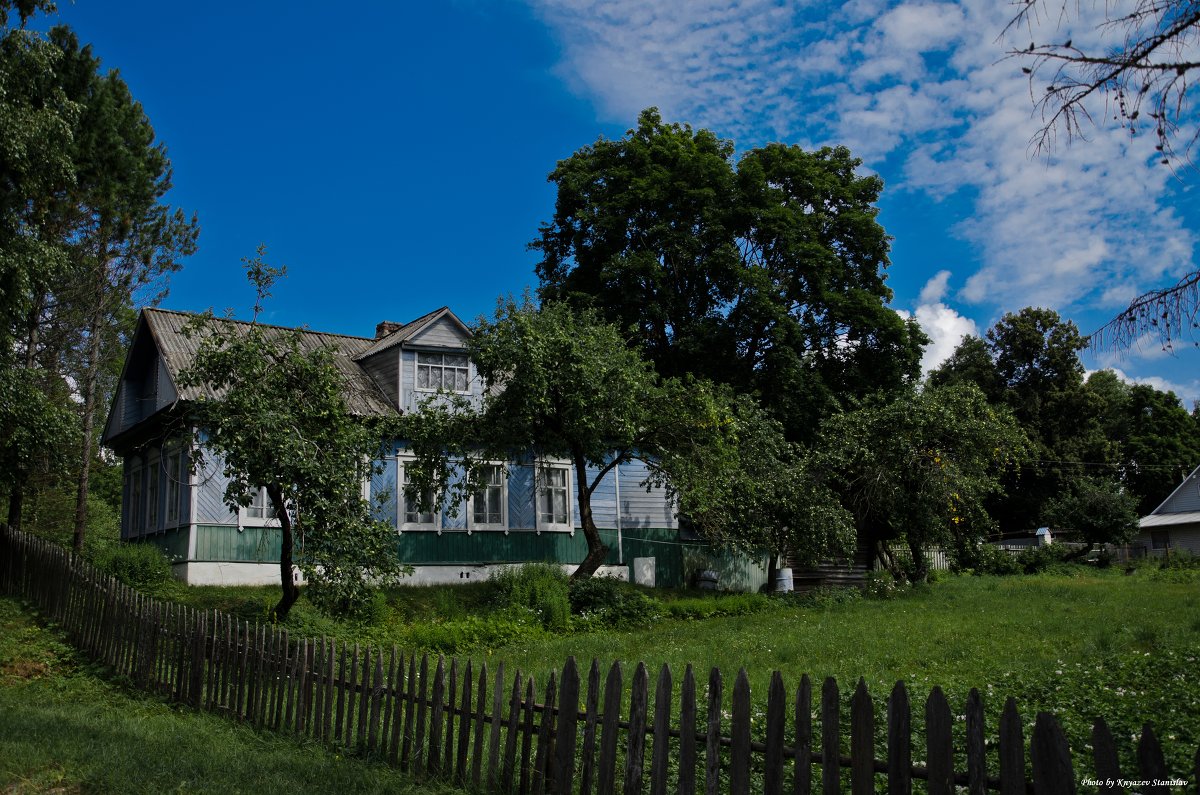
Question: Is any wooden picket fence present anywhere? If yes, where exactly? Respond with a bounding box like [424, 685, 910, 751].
[2, 525, 1196, 794]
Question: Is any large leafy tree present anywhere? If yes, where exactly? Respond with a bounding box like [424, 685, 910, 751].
[815, 383, 1030, 582]
[403, 299, 852, 579]
[179, 250, 404, 621]
[931, 308, 1097, 530]
[533, 108, 925, 443]
[1083, 369, 1200, 514]
[1044, 476, 1141, 554]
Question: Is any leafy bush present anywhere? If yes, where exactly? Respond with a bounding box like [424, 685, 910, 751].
[1158, 549, 1200, 570]
[966, 544, 1022, 576]
[489, 563, 571, 632]
[1016, 543, 1077, 574]
[567, 576, 661, 629]
[663, 593, 769, 619]
[91, 542, 173, 591]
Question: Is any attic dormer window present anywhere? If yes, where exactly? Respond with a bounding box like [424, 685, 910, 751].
[416, 351, 469, 393]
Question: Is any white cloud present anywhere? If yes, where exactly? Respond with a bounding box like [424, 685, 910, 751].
[898, 270, 978, 373]
[525, 0, 1197, 319]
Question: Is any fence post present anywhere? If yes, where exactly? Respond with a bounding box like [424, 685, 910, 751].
[1137, 723, 1168, 795]
[998, 697, 1025, 795]
[821, 677, 840, 795]
[705, 667, 722, 795]
[925, 687, 954, 795]
[678, 664, 697, 795]
[1030, 712, 1075, 795]
[650, 663, 673, 795]
[850, 678, 874, 795]
[624, 662, 649, 795]
[555, 657, 581, 795]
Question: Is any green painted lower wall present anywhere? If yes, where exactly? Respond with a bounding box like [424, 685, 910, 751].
[195, 524, 281, 563]
[155, 524, 768, 591]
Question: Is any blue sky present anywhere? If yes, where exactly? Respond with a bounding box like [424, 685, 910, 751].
[44, 0, 1199, 404]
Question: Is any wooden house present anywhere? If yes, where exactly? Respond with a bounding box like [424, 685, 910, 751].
[102, 307, 768, 590]
[1133, 462, 1200, 557]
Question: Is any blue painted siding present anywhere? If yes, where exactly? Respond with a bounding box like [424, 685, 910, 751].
[194, 451, 237, 524]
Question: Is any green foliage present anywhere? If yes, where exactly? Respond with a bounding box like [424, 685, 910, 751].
[179, 249, 404, 621]
[862, 569, 901, 599]
[1044, 476, 1140, 548]
[488, 563, 572, 632]
[404, 612, 546, 654]
[1015, 543, 1078, 574]
[567, 575, 663, 629]
[662, 592, 768, 619]
[957, 543, 1022, 576]
[533, 108, 926, 444]
[91, 542, 172, 592]
[816, 382, 1030, 579]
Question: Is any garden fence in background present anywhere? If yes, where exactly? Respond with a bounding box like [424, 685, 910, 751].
[2, 525, 1195, 794]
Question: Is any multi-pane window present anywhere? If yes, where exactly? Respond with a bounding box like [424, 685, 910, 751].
[402, 465, 436, 527]
[146, 455, 160, 530]
[472, 465, 504, 527]
[165, 446, 182, 525]
[538, 466, 569, 527]
[129, 463, 143, 534]
[416, 352, 469, 393]
[247, 486, 276, 520]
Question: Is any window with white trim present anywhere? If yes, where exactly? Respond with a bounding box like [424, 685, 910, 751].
[129, 461, 143, 535]
[471, 464, 506, 530]
[416, 351, 470, 393]
[146, 453, 160, 530]
[538, 465, 571, 530]
[247, 486, 277, 520]
[165, 445, 182, 525]
[401, 463, 437, 530]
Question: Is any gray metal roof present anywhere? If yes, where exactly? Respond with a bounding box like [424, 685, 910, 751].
[143, 308, 398, 416]
[1140, 511, 1200, 528]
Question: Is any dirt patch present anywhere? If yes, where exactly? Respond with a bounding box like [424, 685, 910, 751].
[0, 659, 51, 681]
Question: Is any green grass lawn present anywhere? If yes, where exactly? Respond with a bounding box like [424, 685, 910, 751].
[159, 565, 1200, 777]
[0, 597, 456, 795]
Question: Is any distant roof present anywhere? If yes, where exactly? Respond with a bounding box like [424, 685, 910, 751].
[1146, 462, 1200, 516]
[1140, 511, 1200, 529]
[143, 308, 397, 416]
[354, 306, 471, 360]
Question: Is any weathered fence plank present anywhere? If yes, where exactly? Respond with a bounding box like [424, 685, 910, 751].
[1090, 717, 1122, 795]
[851, 678, 874, 795]
[705, 667, 722, 795]
[471, 661, 488, 788]
[999, 697, 1025, 795]
[651, 664, 673, 795]
[428, 655, 447, 775]
[599, 662, 624, 795]
[794, 674, 812, 795]
[501, 668, 522, 793]
[730, 668, 751, 795]
[821, 677, 839, 795]
[624, 662, 649, 795]
[679, 664, 697, 795]
[925, 686, 954, 795]
[1137, 723, 1168, 795]
[1031, 711, 1075, 795]
[555, 657, 581, 795]
[887, 681, 911, 795]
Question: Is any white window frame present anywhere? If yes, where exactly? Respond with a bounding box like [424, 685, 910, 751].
[470, 463, 507, 532]
[165, 444, 182, 526]
[536, 462, 573, 534]
[146, 451, 160, 531]
[414, 350, 471, 394]
[129, 460, 144, 535]
[399, 458, 439, 533]
[241, 486, 279, 527]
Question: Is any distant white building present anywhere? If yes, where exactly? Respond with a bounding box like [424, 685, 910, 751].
[1134, 463, 1200, 557]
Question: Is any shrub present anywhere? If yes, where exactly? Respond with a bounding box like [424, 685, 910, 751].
[567, 576, 661, 629]
[1016, 543, 1077, 574]
[489, 563, 571, 632]
[967, 544, 1022, 576]
[91, 542, 173, 591]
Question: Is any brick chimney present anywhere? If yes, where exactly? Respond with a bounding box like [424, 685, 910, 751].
[375, 320, 403, 339]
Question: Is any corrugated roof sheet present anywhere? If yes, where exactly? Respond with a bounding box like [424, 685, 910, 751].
[1139, 511, 1200, 528]
[144, 308, 398, 416]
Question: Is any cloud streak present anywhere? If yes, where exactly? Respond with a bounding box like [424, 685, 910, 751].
[526, 0, 1197, 321]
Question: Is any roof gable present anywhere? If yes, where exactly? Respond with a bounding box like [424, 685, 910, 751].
[354, 306, 472, 360]
[1150, 462, 1200, 515]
